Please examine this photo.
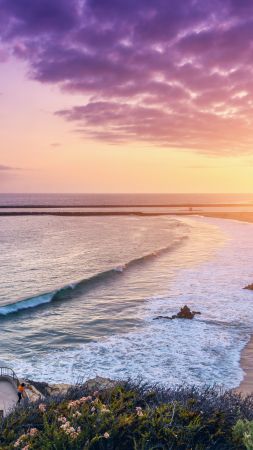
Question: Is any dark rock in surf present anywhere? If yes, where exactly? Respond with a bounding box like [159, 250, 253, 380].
[154, 315, 172, 320]
[175, 305, 195, 319]
[244, 284, 253, 290]
[154, 305, 201, 321]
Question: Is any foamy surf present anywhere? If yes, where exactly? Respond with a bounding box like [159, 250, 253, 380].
[6, 217, 253, 390]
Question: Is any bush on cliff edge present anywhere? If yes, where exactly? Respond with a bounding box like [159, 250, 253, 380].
[1, 381, 253, 449]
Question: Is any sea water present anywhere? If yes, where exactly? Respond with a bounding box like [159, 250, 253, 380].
[0, 202, 253, 389]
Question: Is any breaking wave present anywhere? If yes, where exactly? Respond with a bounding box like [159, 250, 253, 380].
[0, 235, 188, 317]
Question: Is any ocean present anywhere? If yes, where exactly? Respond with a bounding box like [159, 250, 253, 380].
[2, 192, 253, 206]
[1, 194, 253, 389]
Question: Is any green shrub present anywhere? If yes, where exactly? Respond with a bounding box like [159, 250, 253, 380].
[233, 419, 253, 450]
[0, 382, 252, 449]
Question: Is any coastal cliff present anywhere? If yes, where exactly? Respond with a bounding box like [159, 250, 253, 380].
[1, 377, 253, 449]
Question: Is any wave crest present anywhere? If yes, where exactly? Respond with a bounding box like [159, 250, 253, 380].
[0, 235, 188, 317]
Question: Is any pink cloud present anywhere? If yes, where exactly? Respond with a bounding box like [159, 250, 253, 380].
[1, 0, 253, 154]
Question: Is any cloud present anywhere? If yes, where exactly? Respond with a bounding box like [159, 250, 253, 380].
[1, 0, 253, 154]
[0, 0, 76, 37]
[0, 164, 23, 170]
[0, 48, 8, 62]
[0, 165, 24, 183]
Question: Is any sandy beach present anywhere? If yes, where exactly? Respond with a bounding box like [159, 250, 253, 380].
[200, 212, 253, 395]
[235, 337, 253, 396]
[200, 212, 253, 225]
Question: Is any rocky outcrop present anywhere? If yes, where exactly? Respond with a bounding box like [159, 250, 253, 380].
[26, 384, 45, 402]
[45, 383, 71, 397]
[19, 380, 45, 403]
[24, 376, 118, 400]
[154, 305, 201, 321]
[244, 284, 253, 290]
[173, 305, 201, 319]
[82, 376, 118, 392]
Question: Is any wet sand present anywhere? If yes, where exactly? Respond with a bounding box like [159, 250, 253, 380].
[235, 337, 253, 396]
[200, 211, 253, 224]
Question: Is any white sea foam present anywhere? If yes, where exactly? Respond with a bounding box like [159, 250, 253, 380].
[9, 217, 253, 389]
[11, 316, 246, 388]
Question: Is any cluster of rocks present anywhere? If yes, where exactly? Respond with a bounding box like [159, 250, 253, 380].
[24, 376, 118, 402]
[154, 280, 253, 322]
[154, 305, 201, 321]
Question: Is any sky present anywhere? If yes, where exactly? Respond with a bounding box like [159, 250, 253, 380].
[1, 0, 253, 193]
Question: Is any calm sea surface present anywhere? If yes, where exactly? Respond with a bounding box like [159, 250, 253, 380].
[1, 192, 253, 206]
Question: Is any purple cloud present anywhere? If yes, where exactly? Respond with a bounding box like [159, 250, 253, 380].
[57, 100, 252, 155]
[1, 0, 253, 154]
[0, 0, 76, 37]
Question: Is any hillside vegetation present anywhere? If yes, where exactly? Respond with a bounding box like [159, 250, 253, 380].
[1, 381, 253, 449]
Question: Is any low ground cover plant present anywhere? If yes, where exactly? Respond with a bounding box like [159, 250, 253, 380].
[1, 381, 253, 449]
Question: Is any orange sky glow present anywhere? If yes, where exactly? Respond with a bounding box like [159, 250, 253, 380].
[1, 0, 253, 193]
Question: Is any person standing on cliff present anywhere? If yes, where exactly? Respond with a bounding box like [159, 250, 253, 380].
[17, 383, 26, 404]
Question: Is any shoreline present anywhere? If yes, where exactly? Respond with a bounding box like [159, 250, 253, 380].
[199, 211, 253, 224]
[235, 336, 253, 396]
[1, 210, 253, 394]
[200, 212, 253, 395]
